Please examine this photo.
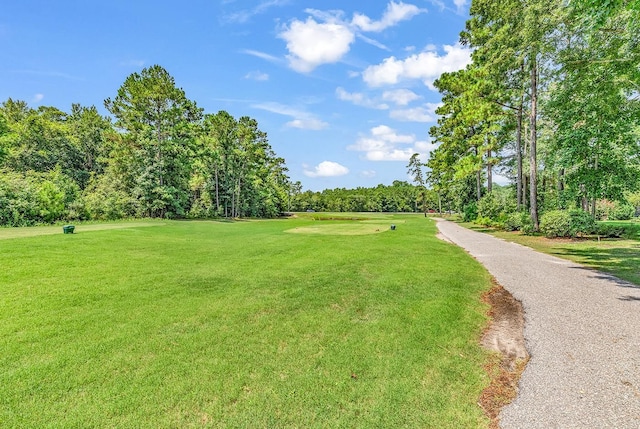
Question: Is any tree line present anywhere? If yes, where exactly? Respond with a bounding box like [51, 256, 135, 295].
[290, 181, 438, 214]
[424, 0, 640, 230]
[0, 65, 293, 226]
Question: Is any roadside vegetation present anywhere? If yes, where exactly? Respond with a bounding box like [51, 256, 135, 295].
[0, 215, 495, 428]
[460, 217, 640, 286]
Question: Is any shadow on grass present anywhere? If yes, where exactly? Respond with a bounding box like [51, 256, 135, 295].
[555, 245, 640, 288]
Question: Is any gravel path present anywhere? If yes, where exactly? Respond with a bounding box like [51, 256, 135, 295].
[435, 219, 640, 428]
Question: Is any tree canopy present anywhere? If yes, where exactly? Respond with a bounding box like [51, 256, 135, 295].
[0, 65, 293, 226]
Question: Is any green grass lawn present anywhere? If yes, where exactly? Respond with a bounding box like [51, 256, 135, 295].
[1, 214, 493, 428]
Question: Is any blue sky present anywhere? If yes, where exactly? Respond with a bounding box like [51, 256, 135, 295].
[1, 1, 472, 191]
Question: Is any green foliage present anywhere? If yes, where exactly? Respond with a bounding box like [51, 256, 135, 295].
[0, 66, 292, 225]
[477, 189, 516, 221]
[83, 171, 138, 220]
[504, 211, 532, 232]
[0, 170, 39, 226]
[427, 0, 640, 227]
[540, 209, 596, 238]
[291, 181, 430, 214]
[474, 216, 494, 227]
[0, 169, 80, 225]
[610, 204, 636, 221]
[595, 222, 638, 239]
[569, 209, 597, 235]
[462, 202, 478, 222]
[540, 210, 572, 238]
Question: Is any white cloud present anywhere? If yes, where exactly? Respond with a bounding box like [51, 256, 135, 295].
[362, 43, 472, 88]
[279, 2, 425, 73]
[279, 17, 355, 73]
[360, 170, 377, 178]
[32, 93, 44, 103]
[252, 102, 329, 130]
[348, 125, 418, 161]
[453, 0, 469, 11]
[389, 103, 440, 122]
[245, 71, 269, 81]
[356, 34, 390, 51]
[286, 118, 328, 130]
[241, 49, 282, 63]
[304, 161, 350, 177]
[382, 89, 421, 106]
[336, 87, 389, 110]
[224, 0, 290, 23]
[352, 1, 426, 32]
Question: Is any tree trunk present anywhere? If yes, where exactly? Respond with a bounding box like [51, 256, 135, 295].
[558, 169, 564, 192]
[529, 56, 539, 230]
[592, 149, 599, 218]
[516, 95, 524, 209]
[487, 148, 493, 193]
[475, 145, 482, 201]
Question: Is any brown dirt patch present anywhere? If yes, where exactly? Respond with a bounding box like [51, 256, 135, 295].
[479, 282, 530, 428]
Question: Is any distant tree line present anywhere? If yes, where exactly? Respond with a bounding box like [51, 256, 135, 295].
[425, 0, 640, 231]
[289, 181, 439, 213]
[0, 65, 293, 226]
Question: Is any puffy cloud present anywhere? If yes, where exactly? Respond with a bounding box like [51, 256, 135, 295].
[336, 87, 389, 110]
[352, 1, 425, 32]
[304, 161, 350, 177]
[245, 71, 269, 81]
[360, 170, 377, 178]
[389, 103, 440, 122]
[348, 125, 417, 161]
[382, 88, 421, 106]
[32, 93, 44, 103]
[279, 17, 355, 73]
[252, 102, 329, 130]
[279, 2, 424, 73]
[362, 43, 472, 88]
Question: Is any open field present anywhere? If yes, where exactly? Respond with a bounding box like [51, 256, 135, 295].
[1, 214, 494, 428]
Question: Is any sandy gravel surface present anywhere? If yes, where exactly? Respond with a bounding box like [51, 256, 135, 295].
[435, 219, 640, 428]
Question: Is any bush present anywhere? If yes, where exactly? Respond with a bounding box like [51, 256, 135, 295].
[474, 216, 494, 227]
[504, 211, 531, 232]
[595, 223, 637, 239]
[610, 204, 636, 221]
[84, 174, 137, 220]
[540, 209, 596, 238]
[477, 193, 501, 220]
[568, 209, 596, 235]
[540, 210, 572, 238]
[462, 202, 477, 222]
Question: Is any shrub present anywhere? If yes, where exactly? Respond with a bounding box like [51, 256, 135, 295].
[540, 209, 596, 238]
[504, 211, 531, 232]
[474, 216, 494, 227]
[462, 202, 477, 222]
[477, 193, 501, 220]
[595, 223, 637, 239]
[540, 210, 572, 238]
[568, 209, 596, 236]
[610, 204, 636, 221]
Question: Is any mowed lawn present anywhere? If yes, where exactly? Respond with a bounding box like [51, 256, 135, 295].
[1, 215, 493, 428]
